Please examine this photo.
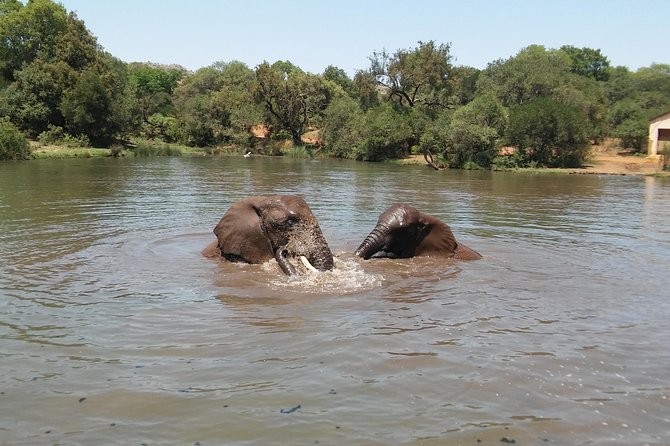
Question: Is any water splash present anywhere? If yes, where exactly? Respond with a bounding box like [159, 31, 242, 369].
[267, 256, 383, 294]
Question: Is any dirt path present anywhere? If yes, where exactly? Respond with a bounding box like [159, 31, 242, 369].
[577, 150, 664, 175]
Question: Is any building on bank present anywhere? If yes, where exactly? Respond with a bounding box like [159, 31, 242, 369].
[649, 111, 670, 156]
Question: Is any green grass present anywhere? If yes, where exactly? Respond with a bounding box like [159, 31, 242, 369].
[32, 146, 110, 158]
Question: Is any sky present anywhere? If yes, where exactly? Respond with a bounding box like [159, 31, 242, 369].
[58, 0, 668, 75]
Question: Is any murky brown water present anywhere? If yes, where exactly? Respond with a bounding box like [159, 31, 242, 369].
[1, 156, 670, 445]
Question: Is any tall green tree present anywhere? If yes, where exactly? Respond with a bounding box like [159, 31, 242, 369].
[366, 40, 453, 108]
[507, 97, 589, 167]
[128, 63, 185, 123]
[477, 45, 606, 142]
[172, 61, 260, 147]
[321, 95, 365, 159]
[0, 0, 70, 81]
[60, 55, 137, 144]
[0, 0, 107, 138]
[253, 61, 333, 145]
[323, 65, 355, 97]
[560, 45, 610, 81]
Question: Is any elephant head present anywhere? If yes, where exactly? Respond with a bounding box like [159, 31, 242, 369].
[354, 203, 482, 261]
[207, 195, 334, 275]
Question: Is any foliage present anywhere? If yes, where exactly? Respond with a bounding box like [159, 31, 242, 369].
[0, 0, 135, 143]
[38, 124, 89, 147]
[366, 40, 453, 108]
[477, 45, 607, 143]
[172, 61, 260, 147]
[253, 61, 334, 145]
[360, 103, 414, 161]
[560, 45, 610, 81]
[661, 143, 670, 171]
[60, 55, 136, 145]
[1, 0, 669, 170]
[321, 95, 366, 159]
[507, 97, 590, 167]
[132, 142, 182, 157]
[0, 117, 30, 160]
[128, 63, 185, 123]
[323, 65, 355, 97]
[604, 64, 670, 151]
[421, 95, 508, 169]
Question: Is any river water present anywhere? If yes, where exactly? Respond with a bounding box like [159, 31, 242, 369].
[1, 156, 669, 445]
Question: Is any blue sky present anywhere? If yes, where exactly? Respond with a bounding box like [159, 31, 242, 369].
[59, 0, 668, 75]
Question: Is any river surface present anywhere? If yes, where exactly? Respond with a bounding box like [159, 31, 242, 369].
[1, 156, 669, 445]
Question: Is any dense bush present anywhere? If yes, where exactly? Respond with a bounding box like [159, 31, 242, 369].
[38, 124, 90, 147]
[507, 97, 590, 167]
[0, 118, 31, 160]
[132, 142, 182, 157]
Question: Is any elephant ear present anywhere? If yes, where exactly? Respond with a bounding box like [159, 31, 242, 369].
[415, 213, 459, 257]
[213, 197, 273, 263]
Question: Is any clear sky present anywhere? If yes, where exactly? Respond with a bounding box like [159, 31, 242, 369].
[58, 0, 668, 75]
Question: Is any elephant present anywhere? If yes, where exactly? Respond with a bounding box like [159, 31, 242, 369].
[203, 195, 335, 275]
[354, 203, 482, 261]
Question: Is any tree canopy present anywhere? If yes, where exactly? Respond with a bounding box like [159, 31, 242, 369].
[1, 0, 668, 165]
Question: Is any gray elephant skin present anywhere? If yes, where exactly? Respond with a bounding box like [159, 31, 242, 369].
[203, 195, 334, 275]
[355, 203, 482, 260]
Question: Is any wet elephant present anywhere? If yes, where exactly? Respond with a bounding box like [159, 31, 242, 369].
[203, 195, 334, 275]
[354, 203, 482, 261]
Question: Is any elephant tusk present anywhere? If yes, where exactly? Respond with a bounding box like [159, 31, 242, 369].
[299, 256, 319, 273]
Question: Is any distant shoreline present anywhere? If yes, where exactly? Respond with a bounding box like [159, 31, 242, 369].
[27, 142, 668, 177]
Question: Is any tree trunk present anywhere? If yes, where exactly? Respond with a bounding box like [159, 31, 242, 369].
[424, 151, 441, 170]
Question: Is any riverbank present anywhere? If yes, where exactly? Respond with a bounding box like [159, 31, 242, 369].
[398, 145, 668, 176]
[29, 141, 668, 176]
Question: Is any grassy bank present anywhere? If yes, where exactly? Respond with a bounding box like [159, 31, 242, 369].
[30, 141, 209, 159]
[32, 145, 111, 158]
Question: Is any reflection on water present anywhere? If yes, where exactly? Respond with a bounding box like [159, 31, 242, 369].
[1, 157, 670, 445]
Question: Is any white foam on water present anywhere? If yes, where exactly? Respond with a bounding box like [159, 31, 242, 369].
[267, 257, 383, 294]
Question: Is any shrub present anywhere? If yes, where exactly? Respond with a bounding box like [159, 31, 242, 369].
[0, 118, 31, 160]
[661, 142, 670, 171]
[284, 145, 313, 158]
[38, 125, 90, 147]
[132, 142, 182, 157]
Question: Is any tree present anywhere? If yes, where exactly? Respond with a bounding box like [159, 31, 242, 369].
[605, 64, 670, 150]
[360, 102, 414, 161]
[323, 65, 355, 97]
[0, 0, 70, 81]
[60, 55, 136, 144]
[476, 45, 606, 143]
[128, 63, 185, 123]
[449, 95, 507, 168]
[476, 45, 572, 107]
[367, 40, 453, 108]
[321, 95, 365, 159]
[0, 0, 105, 138]
[560, 45, 610, 81]
[171, 61, 261, 147]
[419, 95, 507, 169]
[449, 65, 480, 106]
[507, 97, 589, 167]
[253, 61, 332, 145]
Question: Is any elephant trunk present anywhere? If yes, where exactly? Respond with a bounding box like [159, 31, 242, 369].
[306, 240, 334, 271]
[275, 248, 298, 276]
[354, 225, 388, 259]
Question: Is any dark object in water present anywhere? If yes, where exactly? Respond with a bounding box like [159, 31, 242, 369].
[280, 404, 301, 414]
